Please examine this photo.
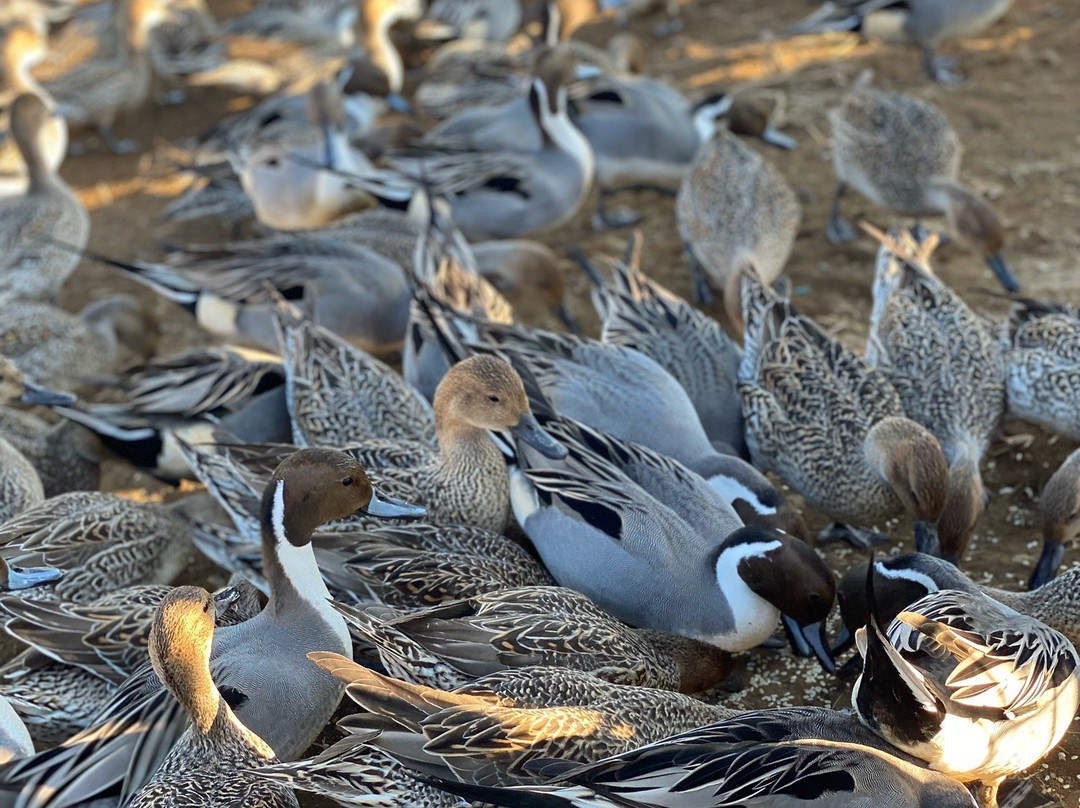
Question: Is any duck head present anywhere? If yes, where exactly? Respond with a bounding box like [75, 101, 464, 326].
[260, 448, 425, 545]
[936, 453, 986, 567]
[930, 179, 1017, 293]
[0, 23, 47, 82]
[715, 526, 837, 671]
[0, 356, 75, 407]
[1031, 449, 1080, 589]
[864, 417, 950, 554]
[8, 93, 56, 182]
[434, 356, 566, 458]
[149, 586, 219, 731]
[472, 241, 578, 332]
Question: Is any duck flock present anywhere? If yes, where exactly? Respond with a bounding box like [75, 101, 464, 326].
[0, 0, 1076, 807]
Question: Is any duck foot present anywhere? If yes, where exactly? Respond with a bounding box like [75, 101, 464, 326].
[816, 522, 890, 549]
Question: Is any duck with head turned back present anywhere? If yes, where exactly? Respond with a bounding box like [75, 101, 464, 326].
[0, 448, 424, 808]
[865, 227, 1004, 565]
[125, 586, 298, 808]
[0, 93, 88, 303]
[676, 128, 801, 325]
[827, 78, 1017, 292]
[853, 563, 1080, 808]
[739, 271, 951, 552]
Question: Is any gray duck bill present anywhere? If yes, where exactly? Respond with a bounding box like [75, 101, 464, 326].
[18, 380, 77, 407]
[6, 564, 63, 590]
[782, 614, 836, 673]
[511, 414, 568, 459]
[365, 488, 427, 519]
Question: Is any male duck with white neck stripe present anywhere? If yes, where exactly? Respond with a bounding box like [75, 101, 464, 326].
[0, 448, 425, 808]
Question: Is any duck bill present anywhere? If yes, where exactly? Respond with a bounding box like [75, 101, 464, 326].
[913, 520, 941, 557]
[5, 564, 62, 590]
[555, 304, 581, 334]
[1028, 539, 1065, 590]
[760, 126, 797, 151]
[213, 586, 244, 612]
[986, 253, 1019, 293]
[364, 488, 426, 520]
[19, 380, 76, 407]
[781, 615, 835, 673]
[511, 414, 567, 459]
[386, 93, 414, 116]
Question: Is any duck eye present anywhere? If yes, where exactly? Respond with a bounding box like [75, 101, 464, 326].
[341, 476, 354, 487]
[488, 394, 500, 403]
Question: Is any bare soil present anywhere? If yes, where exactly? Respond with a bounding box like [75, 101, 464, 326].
[42, 0, 1080, 803]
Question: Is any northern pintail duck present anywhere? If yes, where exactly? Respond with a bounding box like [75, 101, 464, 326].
[125, 586, 299, 808]
[739, 272, 951, 551]
[0, 93, 87, 303]
[0, 576, 262, 747]
[222, 0, 359, 48]
[422, 295, 807, 541]
[578, 231, 745, 457]
[676, 128, 801, 321]
[424, 705, 980, 808]
[385, 46, 594, 241]
[0, 448, 424, 807]
[1003, 297, 1080, 442]
[828, 80, 1018, 292]
[791, 0, 1014, 82]
[865, 228, 1004, 564]
[416, 0, 523, 43]
[0, 295, 153, 389]
[839, 553, 1080, 655]
[0, 25, 66, 198]
[335, 586, 733, 692]
[43, 0, 176, 153]
[501, 399, 835, 665]
[0, 438, 42, 524]
[0, 491, 201, 601]
[96, 234, 410, 355]
[355, 0, 424, 110]
[205, 355, 565, 534]
[267, 661, 731, 797]
[1030, 447, 1080, 588]
[854, 570, 1080, 808]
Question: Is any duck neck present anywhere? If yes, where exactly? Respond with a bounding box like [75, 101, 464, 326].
[433, 408, 502, 474]
[3, 56, 46, 101]
[533, 81, 594, 179]
[364, 2, 405, 93]
[155, 638, 222, 736]
[260, 480, 343, 637]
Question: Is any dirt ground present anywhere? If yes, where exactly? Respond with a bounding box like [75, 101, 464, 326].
[37, 0, 1080, 803]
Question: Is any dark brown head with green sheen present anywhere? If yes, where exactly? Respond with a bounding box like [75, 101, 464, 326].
[259, 448, 423, 547]
[149, 586, 220, 734]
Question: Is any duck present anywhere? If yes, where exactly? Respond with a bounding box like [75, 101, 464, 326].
[500, 396, 836, 666]
[0, 490, 203, 602]
[0, 295, 154, 389]
[333, 586, 733, 693]
[0, 357, 96, 497]
[419, 704, 981, 808]
[42, 0, 177, 153]
[577, 231, 745, 457]
[676, 128, 801, 321]
[853, 568, 1080, 808]
[355, 0, 425, 112]
[86, 232, 410, 355]
[196, 355, 566, 534]
[865, 227, 1004, 564]
[738, 271, 951, 551]
[0, 575, 262, 747]
[271, 660, 732, 793]
[0, 448, 425, 807]
[124, 586, 299, 808]
[384, 46, 595, 241]
[0, 24, 67, 198]
[0, 93, 88, 304]
[827, 79, 1018, 292]
[471, 239, 577, 331]
[1003, 297, 1080, 442]
[838, 553, 1080, 657]
[420, 294, 807, 542]
[273, 297, 435, 447]
[789, 0, 1014, 83]
[0, 438, 43, 524]
[1030, 447, 1080, 588]
[221, 0, 359, 49]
